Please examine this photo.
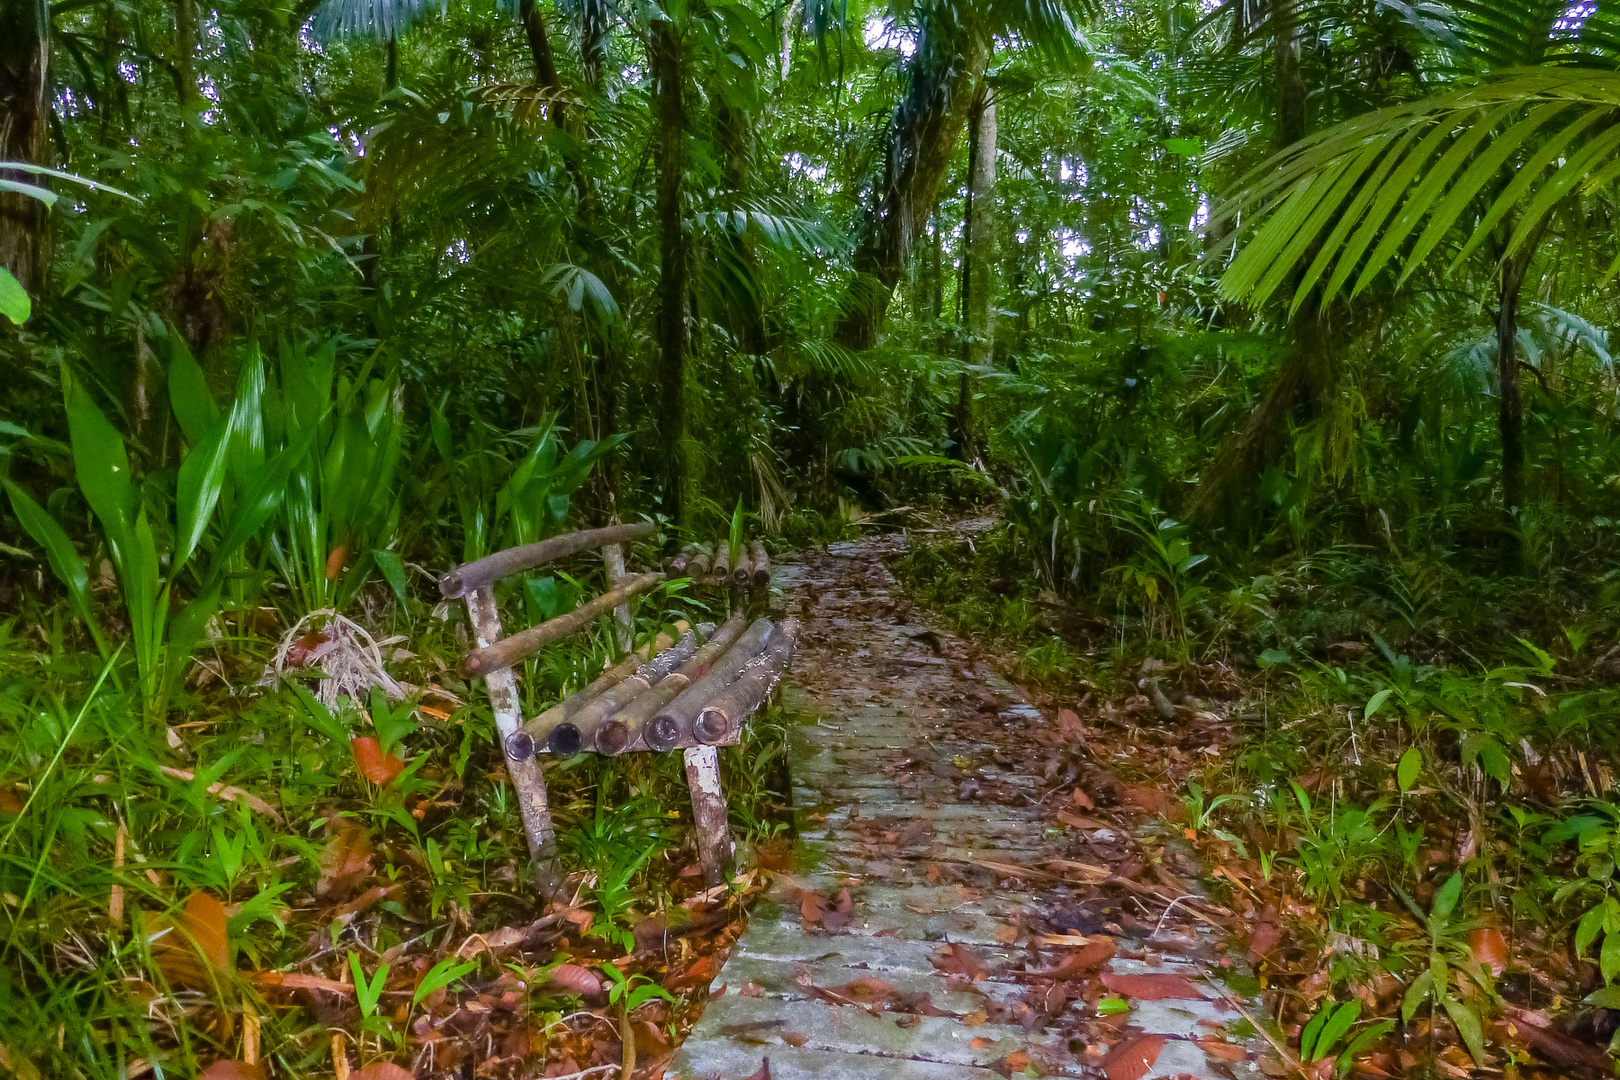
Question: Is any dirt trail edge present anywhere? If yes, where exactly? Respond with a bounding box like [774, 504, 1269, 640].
[670, 533, 1267, 1080]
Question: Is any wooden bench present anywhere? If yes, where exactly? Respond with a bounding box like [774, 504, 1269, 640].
[439, 524, 796, 895]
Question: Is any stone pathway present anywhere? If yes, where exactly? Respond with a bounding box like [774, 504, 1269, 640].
[670, 535, 1262, 1080]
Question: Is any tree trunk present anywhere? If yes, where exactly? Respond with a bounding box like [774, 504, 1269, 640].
[1273, 0, 1304, 147]
[952, 87, 995, 459]
[519, 0, 564, 121]
[0, 0, 51, 295]
[716, 98, 766, 358]
[174, 0, 196, 106]
[1495, 216, 1550, 512]
[833, 22, 989, 349]
[650, 19, 689, 523]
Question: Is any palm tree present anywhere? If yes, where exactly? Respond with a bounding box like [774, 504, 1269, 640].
[831, 0, 1097, 350]
[1218, 0, 1620, 509]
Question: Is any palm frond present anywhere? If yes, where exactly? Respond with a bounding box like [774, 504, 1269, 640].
[1219, 68, 1620, 313]
[309, 0, 446, 41]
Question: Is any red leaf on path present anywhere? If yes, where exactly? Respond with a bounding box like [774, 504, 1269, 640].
[318, 818, 374, 901]
[1071, 786, 1095, 810]
[1099, 972, 1204, 1000]
[799, 890, 824, 928]
[933, 942, 988, 980]
[543, 963, 603, 997]
[198, 1062, 267, 1080]
[1104, 1035, 1166, 1080]
[351, 737, 405, 784]
[1468, 926, 1508, 976]
[1197, 1036, 1248, 1062]
[782, 1032, 809, 1047]
[742, 1058, 773, 1080]
[1044, 938, 1115, 979]
[350, 1065, 414, 1080]
[1004, 1050, 1031, 1070]
[822, 888, 854, 931]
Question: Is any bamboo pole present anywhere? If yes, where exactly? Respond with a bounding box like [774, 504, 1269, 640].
[538, 613, 748, 754]
[595, 674, 691, 755]
[749, 541, 770, 587]
[695, 617, 800, 743]
[518, 629, 702, 755]
[711, 547, 732, 585]
[650, 617, 774, 748]
[730, 546, 754, 587]
[438, 522, 654, 599]
[463, 571, 662, 676]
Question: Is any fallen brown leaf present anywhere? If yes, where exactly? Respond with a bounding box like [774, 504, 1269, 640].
[350, 737, 405, 785]
[1099, 972, 1204, 1000]
[542, 963, 603, 998]
[932, 942, 988, 980]
[1104, 1035, 1166, 1080]
[197, 1062, 266, 1080]
[350, 1065, 414, 1080]
[1197, 1036, 1248, 1062]
[781, 1032, 808, 1047]
[741, 1059, 773, 1080]
[317, 818, 374, 901]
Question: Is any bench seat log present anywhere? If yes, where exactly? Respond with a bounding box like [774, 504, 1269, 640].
[650, 617, 775, 749]
[538, 612, 748, 756]
[748, 541, 770, 587]
[463, 571, 663, 676]
[696, 617, 800, 743]
[438, 522, 654, 600]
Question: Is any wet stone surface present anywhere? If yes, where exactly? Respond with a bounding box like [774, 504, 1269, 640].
[669, 534, 1265, 1080]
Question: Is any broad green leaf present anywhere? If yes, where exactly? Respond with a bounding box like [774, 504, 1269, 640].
[1300, 1005, 1330, 1061]
[1397, 748, 1422, 793]
[1602, 929, 1620, 984]
[1364, 688, 1393, 719]
[0, 177, 57, 206]
[167, 336, 219, 445]
[1431, 872, 1463, 922]
[174, 420, 231, 571]
[1441, 996, 1485, 1064]
[0, 267, 29, 325]
[1402, 970, 1434, 1022]
[3, 480, 104, 652]
[374, 549, 409, 606]
[1585, 987, 1620, 1008]
[63, 374, 137, 565]
[1317, 1000, 1361, 1061]
[413, 957, 476, 1005]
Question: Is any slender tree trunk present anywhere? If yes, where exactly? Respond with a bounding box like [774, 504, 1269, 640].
[0, 0, 51, 295]
[833, 22, 989, 349]
[716, 98, 766, 358]
[952, 87, 995, 460]
[519, 0, 564, 121]
[174, 0, 196, 105]
[1273, 0, 1304, 147]
[650, 19, 689, 522]
[1495, 216, 1550, 512]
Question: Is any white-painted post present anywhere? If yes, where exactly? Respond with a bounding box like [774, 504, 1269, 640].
[465, 586, 560, 896]
[683, 744, 733, 887]
[601, 541, 634, 655]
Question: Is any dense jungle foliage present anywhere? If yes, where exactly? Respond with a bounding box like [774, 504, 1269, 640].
[8, 0, 1620, 1074]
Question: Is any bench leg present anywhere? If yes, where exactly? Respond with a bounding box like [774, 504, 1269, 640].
[467, 587, 561, 897]
[683, 744, 733, 888]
